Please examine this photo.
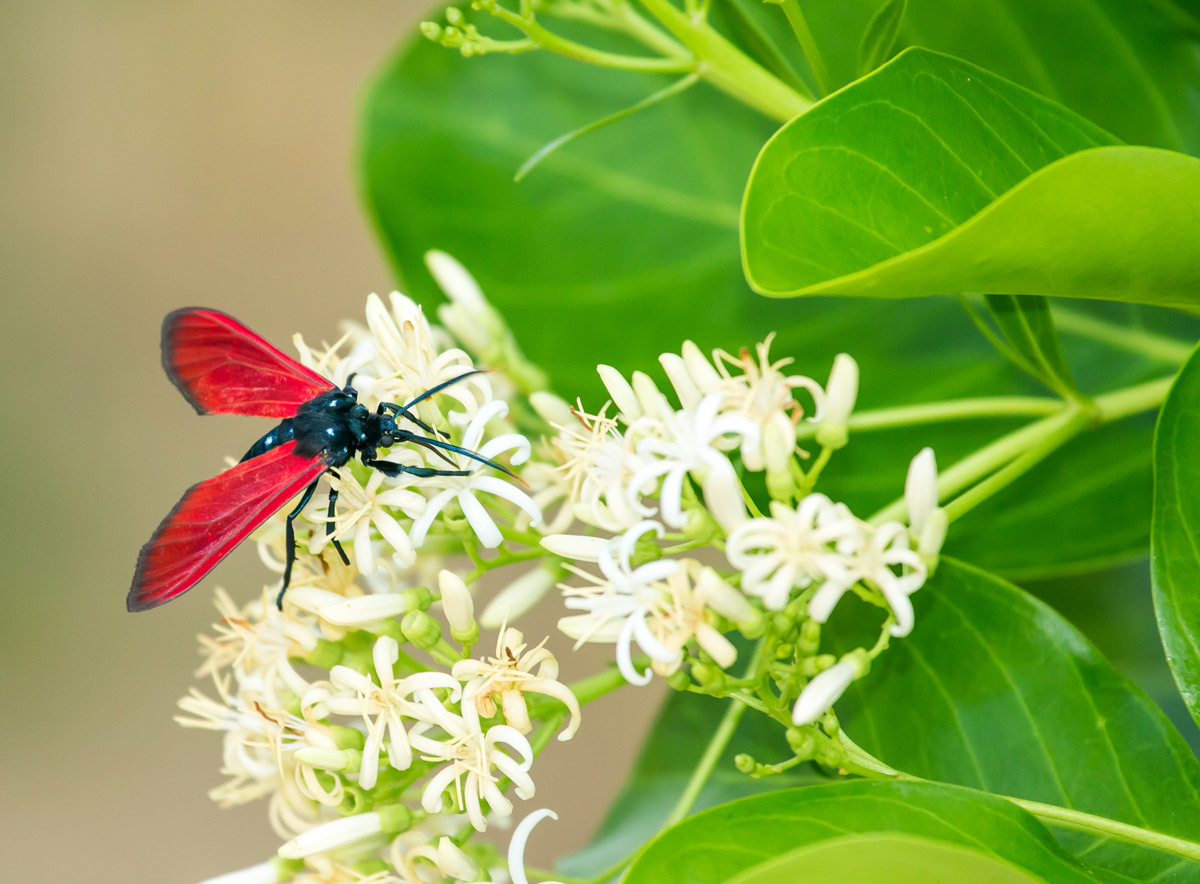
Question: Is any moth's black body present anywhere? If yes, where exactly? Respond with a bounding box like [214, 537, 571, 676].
[242, 372, 506, 606]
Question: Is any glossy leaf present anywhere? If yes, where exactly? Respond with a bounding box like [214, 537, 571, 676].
[1152, 343, 1200, 729]
[857, 0, 906, 76]
[361, 35, 1171, 580]
[624, 780, 1123, 884]
[559, 685, 818, 877]
[829, 559, 1200, 881]
[796, 0, 1200, 153]
[742, 49, 1200, 308]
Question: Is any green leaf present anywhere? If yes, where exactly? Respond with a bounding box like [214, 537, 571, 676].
[559, 686, 818, 878]
[857, 0, 906, 76]
[796, 0, 1200, 153]
[1152, 343, 1200, 729]
[360, 35, 1172, 581]
[742, 49, 1200, 307]
[982, 295, 1079, 398]
[624, 780, 1124, 884]
[829, 558, 1200, 881]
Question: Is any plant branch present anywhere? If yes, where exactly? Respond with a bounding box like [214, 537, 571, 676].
[636, 0, 811, 120]
[1052, 307, 1194, 365]
[796, 395, 1062, 441]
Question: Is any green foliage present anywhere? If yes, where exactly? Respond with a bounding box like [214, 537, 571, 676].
[856, 0, 906, 76]
[830, 559, 1200, 881]
[624, 781, 1119, 884]
[742, 49, 1200, 307]
[1152, 343, 1200, 729]
[796, 0, 1200, 152]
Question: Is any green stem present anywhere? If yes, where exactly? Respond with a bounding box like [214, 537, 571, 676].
[837, 732, 1200, 863]
[636, 0, 811, 120]
[868, 375, 1174, 525]
[942, 407, 1089, 524]
[795, 396, 1061, 441]
[772, 0, 830, 94]
[491, 6, 695, 71]
[1006, 797, 1200, 863]
[1052, 307, 1194, 365]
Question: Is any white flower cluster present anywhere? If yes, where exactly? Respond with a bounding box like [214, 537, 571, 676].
[536, 340, 946, 727]
[185, 256, 578, 884]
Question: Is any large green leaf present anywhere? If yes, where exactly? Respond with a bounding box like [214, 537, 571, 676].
[360, 34, 1184, 579]
[796, 0, 1200, 153]
[829, 558, 1200, 881]
[1152, 343, 1200, 730]
[558, 684, 819, 878]
[624, 781, 1124, 884]
[741, 48, 1200, 307]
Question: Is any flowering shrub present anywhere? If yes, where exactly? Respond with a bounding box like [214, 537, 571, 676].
[149, 2, 1200, 882]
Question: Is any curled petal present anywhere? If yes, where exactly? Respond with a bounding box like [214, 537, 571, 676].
[508, 810, 563, 884]
[617, 612, 653, 685]
[459, 490, 503, 549]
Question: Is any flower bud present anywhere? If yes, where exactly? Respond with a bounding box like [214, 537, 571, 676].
[918, 507, 948, 561]
[814, 353, 858, 450]
[316, 592, 422, 627]
[659, 352, 702, 409]
[734, 753, 757, 774]
[438, 570, 477, 642]
[905, 447, 939, 536]
[791, 658, 858, 726]
[541, 533, 607, 562]
[304, 638, 344, 670]
[278, 812, 386, 859]
[530, 391, 574, 427]
[401, 610, 442, 649]
[597, 364, 641, 422]
[437, 837, 478, 882]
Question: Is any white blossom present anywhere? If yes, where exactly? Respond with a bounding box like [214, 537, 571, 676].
[452, 627, 581, 738]
[410, 701, 536, 832]
[309, 470, 426, 574]
[629, 393, 759, 532]
[324, 635, 462, 789]
[480, 567, 557, 628]
[409, 400, 541, 549]
[726, 496, 863, 611]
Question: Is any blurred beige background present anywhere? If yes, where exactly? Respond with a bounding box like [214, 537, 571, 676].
[0, 2, 660, 880]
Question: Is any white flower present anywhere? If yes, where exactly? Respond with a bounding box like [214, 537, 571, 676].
[814, 353, 858, 450]
[504, 809, 564, 884]
[197, 588, 318, 705]
[792, 659, 859, 726]
[906, 447, 947, 560]
[848, 522, 927, 637]
[392, 831, 479, 883]
[410, 703, 536, 832]
[428, 249, 505, 358]
[355, 292, 491, 423]
[551, 404, 651, 532]
[727, 496, 863, 611]
[629, 393, 759, 531]
[277, 811, 387, 859]
[438, 570, 476, 638]
[452, 627, 581, 738]
[707, 336, 826, 473]
[324, 635, 462, 789]
[309, 470, 426, 574]
[409, 400, 541, 549]
[639, 564, 751, 674]
[553, 521, 682, 685]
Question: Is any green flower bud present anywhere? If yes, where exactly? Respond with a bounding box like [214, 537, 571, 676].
[402, 585, 434, 612]
[451, 621, 480, 646]
[419, 21, 442, 41]
[379, 803, 414, 834]
[766, 467, 797, 503]
[666, 668, 691, 691]
[770, 611, 794, 635]
[786, 727, 817, 760]
[629, 537, 663, 569]
[401, 610, 442, 649]
[734, 753, 756, 774]
[683, 507, 719, 544]
[445, 6, 464, 25]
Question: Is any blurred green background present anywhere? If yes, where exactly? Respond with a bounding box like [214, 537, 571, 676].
[0, 2, 662, 880]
